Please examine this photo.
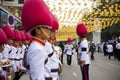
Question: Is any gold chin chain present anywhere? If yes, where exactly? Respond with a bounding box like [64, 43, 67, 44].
[40, 28, 49, 39]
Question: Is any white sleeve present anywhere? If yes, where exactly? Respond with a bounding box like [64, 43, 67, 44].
[2, 46, 10, 59]
[28, 49, 45, 80]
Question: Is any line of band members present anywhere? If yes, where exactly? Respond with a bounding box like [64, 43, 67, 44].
[0, 28, 60, 80]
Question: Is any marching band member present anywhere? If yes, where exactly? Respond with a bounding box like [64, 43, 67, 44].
[2, 25, 15, 59]
[21, 0, 54, 79]
[22, 33, 32, 69]
[12, 30, 21, 80]
[64, 38, 73, 66]
[0, 29, 8, 80]
[2, 25, 15, 80]
[45, 14, 60, 80]
[76, 23, 90, 80]
[50, 36, 60, 80]
[19, 31, 26, 71]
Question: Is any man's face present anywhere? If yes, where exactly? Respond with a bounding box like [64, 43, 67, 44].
[0, 44, 4, 52]
[25, 40, 29, 45]
[50, 30, 56, 40]
[37, 27, 51, 40]
[13, 41, 20, 47]
[8, 39, 13, 45]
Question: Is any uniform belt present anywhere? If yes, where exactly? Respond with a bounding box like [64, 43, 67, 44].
[9, 58, 14, 60]
[48, 52, 53, 57]
[14, 59, 20, 61]
[45, 77, 52, 80]
[9, 58, 20, 61]
[51, 68, 59, 72]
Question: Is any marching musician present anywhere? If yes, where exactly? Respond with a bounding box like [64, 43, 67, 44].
[76, 23, 90, 80]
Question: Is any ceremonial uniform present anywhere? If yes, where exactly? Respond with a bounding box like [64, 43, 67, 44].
[19, 44, 26, 70]
[44, 41, 53, 78]
[2, 44, 11, 59]
[10, 46, 18, 72]
[44, 14, 60, 80]
[19, 31, 27, 70]
[0, 29, 8, 80]
[1, 25, 15, 80]
[45, 41, 59, 80]
[12, 30, 23, 80]
[27, 38, 48, 80]
[64, 38, 73, 66]
[21, 0, 54, 79]
[50, 47, 59, 80]
[2, 25, 15, 59]
[76, 23, 90, 80]
[78, 40, 90, 64]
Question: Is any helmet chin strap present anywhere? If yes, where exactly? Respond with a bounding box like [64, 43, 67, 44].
[40, 28, 50, 39]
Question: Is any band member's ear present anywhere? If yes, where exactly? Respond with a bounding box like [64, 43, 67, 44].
[81, 47, 87, 51]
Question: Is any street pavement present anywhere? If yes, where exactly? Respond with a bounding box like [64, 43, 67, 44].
[20, 52, 120, 80]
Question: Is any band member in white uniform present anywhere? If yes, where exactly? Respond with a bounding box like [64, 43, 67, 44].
[21, 0, 54, 79]
[11, 30, 22, 80]
[2, 25, 15, 59]
[64, 38, 73, 66]
[2, 25, 15, 80]
[0, 29, 8, 80]
[19, 31, 26, 70]
[50, 37, 60, 80]
[45, 14, 60, 80]
[76, 23, 90, 80]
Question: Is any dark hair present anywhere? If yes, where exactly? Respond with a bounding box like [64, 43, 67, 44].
[31, 29, 36, 36]
[80, 35, 86, 38]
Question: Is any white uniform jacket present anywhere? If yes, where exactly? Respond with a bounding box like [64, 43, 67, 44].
[2, 44, 11, 59]
[44, 41, 53, 77]
[50, 47, 59, 80]
[27, 41, 48, 80]
[45, 42, 59, 79]
[64, 44, 73, 55]
[15, 47, 21, 71]
[19, 45, 26, 70]
[78, 39, 90, 64]
[9, 46, 18, 72]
